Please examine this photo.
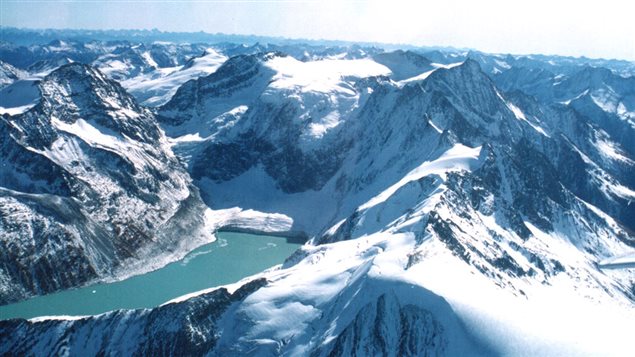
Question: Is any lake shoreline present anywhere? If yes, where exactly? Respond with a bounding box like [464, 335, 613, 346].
[0, 232, 302, 321]
[216, 226, 309, 244]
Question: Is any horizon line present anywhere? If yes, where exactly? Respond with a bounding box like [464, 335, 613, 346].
[2, 26, 633, 63]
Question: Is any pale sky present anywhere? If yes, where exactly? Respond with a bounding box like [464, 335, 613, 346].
[2, 0, 634, 60]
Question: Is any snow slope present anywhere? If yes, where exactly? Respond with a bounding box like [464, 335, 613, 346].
[120, 48, 227, 106]
[0, 79, 40, 115]
[359, 144, 482, 211]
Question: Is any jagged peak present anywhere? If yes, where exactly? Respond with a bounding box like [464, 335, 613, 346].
[423, 58, 497, 102]
[45, 39, 74, 47]
[566, 65, 620, 89]
[40, 62, 141, 112]
[374, 49, 430, 62]
[460, 57, 483, 71]
[190, 52, 267, 82]
[577, 64, 613, 78]
[44, 62, 102, 82]
[161, 52, 279, 113]
[22, 63, 161, 144]
[219, 51, 286, 67]
[425, 58, 488, 86]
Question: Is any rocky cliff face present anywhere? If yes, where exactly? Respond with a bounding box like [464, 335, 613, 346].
[0, 60, 24, 89]
[0, 63, 212, 304]
[0, 278, 267, 356]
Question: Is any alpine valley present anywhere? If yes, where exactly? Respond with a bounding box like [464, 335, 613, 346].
[1, 28, 634, 356]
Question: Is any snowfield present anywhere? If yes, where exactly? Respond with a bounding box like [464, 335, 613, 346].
[264, 56, 391, 93]
[121, 48, 228, 106]
[359, 144, 483, 211]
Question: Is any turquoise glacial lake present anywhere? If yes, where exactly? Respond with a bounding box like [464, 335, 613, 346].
[0, 231, 302, 320]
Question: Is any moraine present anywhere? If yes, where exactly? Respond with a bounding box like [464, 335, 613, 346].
[0, 232, 302, 320]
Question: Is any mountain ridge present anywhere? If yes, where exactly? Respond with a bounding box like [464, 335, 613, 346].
[0, 62, 213, 304]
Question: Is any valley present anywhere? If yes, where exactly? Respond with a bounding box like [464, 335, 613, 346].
[0, 231, 302, 320]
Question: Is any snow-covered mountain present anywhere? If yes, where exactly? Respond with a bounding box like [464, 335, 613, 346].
[373, 50, 434, 80]
[0, 40, 104, 71]
[83, 42, 223, 106]
[1, 36, 634, 356]
[1, 40, 219, 106]
[495, 65, 635, 158]
[0, 78, 40, 116]
[218, 42, 382, 62]
[92, 42, 208, 80]
[118, 48, 227, 106]
[0, 63, 213, 304]
[0, 60, 25, 89]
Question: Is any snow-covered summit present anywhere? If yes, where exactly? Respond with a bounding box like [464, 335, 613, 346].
[0, 63, 212, 304]
[37, 62, 162, 143]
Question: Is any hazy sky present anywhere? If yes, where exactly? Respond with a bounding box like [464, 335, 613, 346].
[2, 0, 634, 60]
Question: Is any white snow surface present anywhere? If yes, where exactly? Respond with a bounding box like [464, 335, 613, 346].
[398, 61, 464, 85]
[264, 56, 391, 94]
[197, 165, 337, 234]
[359, 144, 482, 210]
[120, 48, 227, 106]
[0, 104, 37, 116]
[595, 137, 633, 164]
[600, 252, 635, 264]
[0, 79, 40, 115]
[411, 234, 635, 356]
[430, 62, 463, 70]
[260, 56, 391, 143]
[203, 207, 294, 234]
[599, 252, 635, 267]
[397, 69, 437, 85]
[160, 128, 634, 355]
[165, 224, 635, 356]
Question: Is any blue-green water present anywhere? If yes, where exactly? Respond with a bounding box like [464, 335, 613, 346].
[0, 232, 302, 320]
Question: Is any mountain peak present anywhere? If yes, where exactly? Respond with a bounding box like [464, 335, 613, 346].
[424, 57, 494, 100]
[35, 63, 160, 143]
[572, 65, 615, 86]
[158, 52, 278, 126]
[41, 62, 140, 112]
[44, 62, 106, 82]
[460, 58, 483, 72]
[373, 50, 432, 80]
